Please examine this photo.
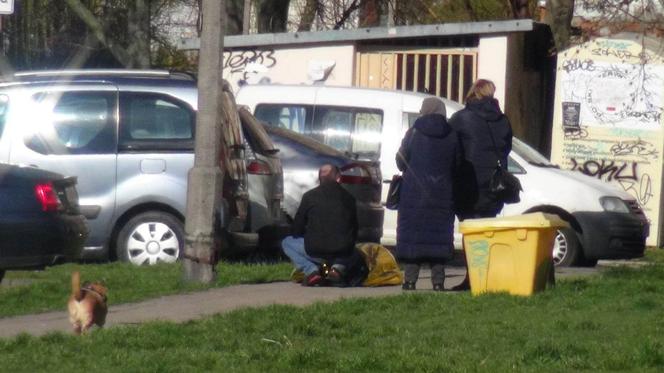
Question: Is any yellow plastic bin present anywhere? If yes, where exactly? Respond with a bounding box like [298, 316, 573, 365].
[459, 212, 569, 296]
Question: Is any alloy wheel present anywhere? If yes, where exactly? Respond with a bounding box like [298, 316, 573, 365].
[551, 230, 568, 266]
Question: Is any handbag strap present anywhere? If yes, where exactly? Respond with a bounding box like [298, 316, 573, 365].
[483, 119, 503, 168]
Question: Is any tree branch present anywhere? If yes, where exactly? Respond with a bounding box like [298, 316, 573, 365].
[64, 0, 133, 66]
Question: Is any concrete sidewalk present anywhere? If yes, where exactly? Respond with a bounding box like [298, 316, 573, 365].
[0, 268, 467, 339]
[0, 265, 600, 339]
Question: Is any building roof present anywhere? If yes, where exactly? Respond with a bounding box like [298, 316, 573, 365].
[178, 19, 537, 50]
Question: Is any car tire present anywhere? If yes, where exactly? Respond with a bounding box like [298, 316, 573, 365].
[116, 211, 184, 266]
[552, 227, 581, 267]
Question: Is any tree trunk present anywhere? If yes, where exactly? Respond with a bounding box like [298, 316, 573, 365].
[256, 0, 289, 33]
[298, 0, 318, 31]
[127, 0, 151, 68]
[359, 0, 380, 27]
[544, 0, 574, 51]
[242, 0, 251, 34]
[511, 0, 531, 19]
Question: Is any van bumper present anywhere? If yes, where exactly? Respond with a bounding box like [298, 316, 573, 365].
[357, 203, 384, 243]
[573, 211, 649, 260]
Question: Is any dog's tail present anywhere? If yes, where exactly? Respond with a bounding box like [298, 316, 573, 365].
[71, 271, 84, 301]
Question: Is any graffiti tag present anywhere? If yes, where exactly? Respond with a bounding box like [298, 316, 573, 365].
[223, 49, 277, 74]
[609, 139, 658, 159]
[561, 59, 596, 73]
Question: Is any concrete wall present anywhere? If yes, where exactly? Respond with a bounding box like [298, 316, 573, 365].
[550, 34, 664, 246]
[478, 35, 508, 109]
[223, 45, 355, 93]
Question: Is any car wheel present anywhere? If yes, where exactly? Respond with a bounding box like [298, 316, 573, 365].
[116, 212, 184, 266]
[552, 227, 581, 267]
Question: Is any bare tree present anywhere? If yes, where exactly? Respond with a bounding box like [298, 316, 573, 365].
[573, 0, 664, 37]
[64, 0, 151, 68]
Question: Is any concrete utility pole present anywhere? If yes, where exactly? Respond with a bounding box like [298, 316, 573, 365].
[243, 0, 251, 34]
[183, 0, 226, 283]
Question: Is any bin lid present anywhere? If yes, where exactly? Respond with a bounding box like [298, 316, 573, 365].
[459, 212, 569, 234]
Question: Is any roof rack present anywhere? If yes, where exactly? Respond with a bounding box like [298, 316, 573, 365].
[13, 69, 177, 79]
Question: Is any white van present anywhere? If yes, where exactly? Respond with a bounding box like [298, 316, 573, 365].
[236, 84, 649, 266]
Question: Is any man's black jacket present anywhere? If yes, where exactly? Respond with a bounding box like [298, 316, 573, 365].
[292, 182, 358, 259]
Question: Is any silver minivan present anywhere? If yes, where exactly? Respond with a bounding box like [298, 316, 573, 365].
[0, 70, 283, 265]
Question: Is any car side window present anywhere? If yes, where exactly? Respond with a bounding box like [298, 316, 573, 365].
[119, 92, 194, 151]
[26, 91, 117, 155]
[254, 104, 313, 133]
[403, 112, 419, 129]
[313, 105, 383, 160]
[508, 156, 525, 174]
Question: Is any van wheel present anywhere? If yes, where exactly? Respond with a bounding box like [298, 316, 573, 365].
[116, 212, 184, 266]
[552, 227, 581, 267]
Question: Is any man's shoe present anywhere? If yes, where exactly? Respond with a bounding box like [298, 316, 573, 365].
[450, 278, 470, 291]
[402, 281, 416, 291]
[432, 283, 445, 292]
[302, 272, 324, 287]
[326, 268, 346, 287]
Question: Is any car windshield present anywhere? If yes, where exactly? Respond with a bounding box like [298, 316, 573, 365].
[512, 138, 556, 167]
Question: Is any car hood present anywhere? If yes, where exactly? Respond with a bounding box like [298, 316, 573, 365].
[527, 163, 635, 200]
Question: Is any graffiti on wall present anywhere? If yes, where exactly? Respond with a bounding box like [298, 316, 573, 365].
[560, 44, 664, 129]
[569, 157, 654, 205]
[223, 49, 277, 85]
[553, 36, 664, 245]
[561, 135, 658, 207]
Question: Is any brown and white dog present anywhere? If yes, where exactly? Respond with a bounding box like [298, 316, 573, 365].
[67, 271, 108, 335]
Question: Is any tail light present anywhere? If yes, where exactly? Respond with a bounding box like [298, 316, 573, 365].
[247, 160, 272, 175]
[339, 163, 378, 185]
[34, 182, 61, 212]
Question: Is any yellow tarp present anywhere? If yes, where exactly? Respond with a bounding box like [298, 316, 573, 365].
[357, 242, 403, 287]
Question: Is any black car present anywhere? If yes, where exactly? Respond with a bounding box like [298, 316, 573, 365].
[0, 163, 88, 282]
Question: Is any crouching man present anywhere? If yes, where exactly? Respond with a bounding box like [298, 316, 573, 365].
[282, 164, 358, 287]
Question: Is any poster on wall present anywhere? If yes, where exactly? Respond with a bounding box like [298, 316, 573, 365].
[562, 102, 581, 129]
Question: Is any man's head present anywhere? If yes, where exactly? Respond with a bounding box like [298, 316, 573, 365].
[319, 164, 341, 185]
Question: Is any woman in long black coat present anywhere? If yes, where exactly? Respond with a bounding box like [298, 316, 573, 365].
[396, 97, 462, 291]
[448, 79, 513, 289]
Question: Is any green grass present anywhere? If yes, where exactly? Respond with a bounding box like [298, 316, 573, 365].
[0, 261, 293, 318]
[1, 250, 664, 372]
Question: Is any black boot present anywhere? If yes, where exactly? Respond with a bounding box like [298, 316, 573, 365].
[402, 281, 416, 291]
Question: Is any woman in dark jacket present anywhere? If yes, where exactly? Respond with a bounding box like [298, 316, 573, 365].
[396, 97, 462, 291]
[448, 79, 513, 290]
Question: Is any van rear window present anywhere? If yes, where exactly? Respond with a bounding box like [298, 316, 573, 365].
[255, 103, 383, 161]
[0, 94, 7, 139]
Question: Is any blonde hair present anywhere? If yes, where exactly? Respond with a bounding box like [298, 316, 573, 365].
[465, 79, 496, 102]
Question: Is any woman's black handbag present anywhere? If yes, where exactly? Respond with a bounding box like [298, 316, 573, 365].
[489, 162, 522, 204]
[485, 121, 522, 204]
[385, 174, 402, 210]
